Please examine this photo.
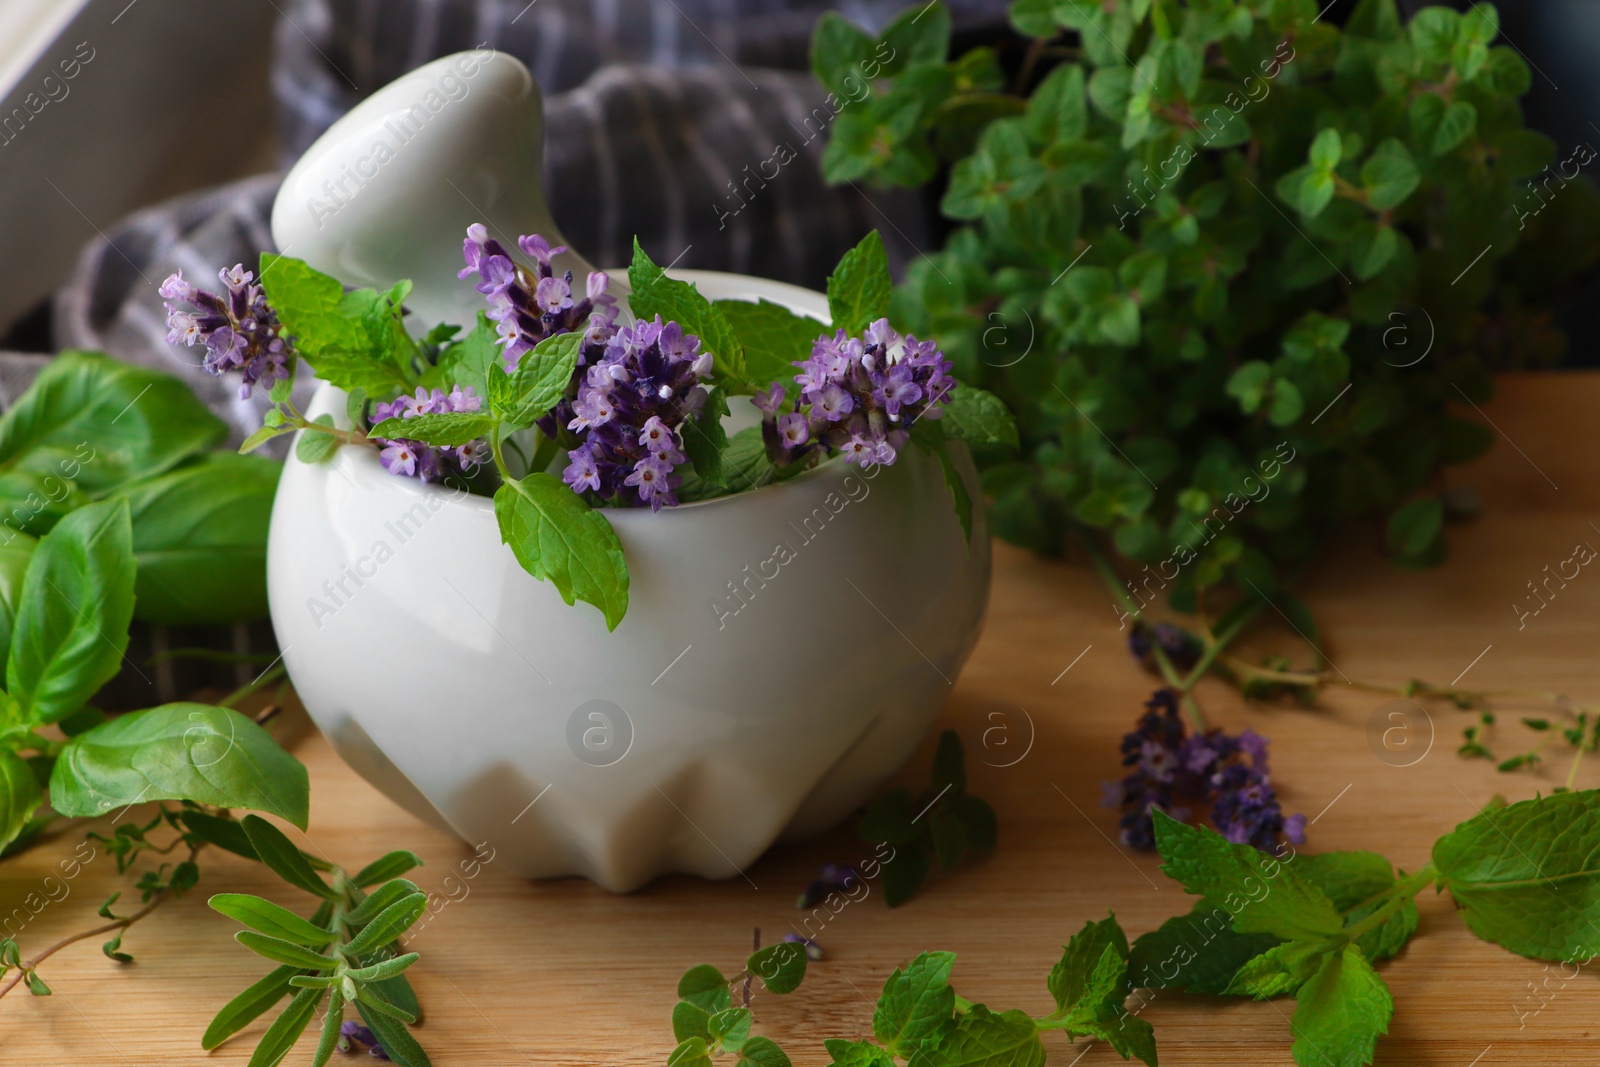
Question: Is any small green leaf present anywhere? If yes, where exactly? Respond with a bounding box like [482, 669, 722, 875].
[345, 892, 427, 956]
[1385, 498, 1443, 558]
[346, 952, 420, 982]
[240, 814, 337, 898]
[1360, 139, 1420, 209]
[26, 971, 50, 996]
[1290, 945, 1392, 1067]
[346, 880, 422, 926]
[210, 894, 333, 947]
[370, 411, 492, 446]
[1224, 939, 1332, 998]
[50, 704, 310, 828]
[822, 1040, 896, 1067]
[938, 385, 1018, 449]
[748, 941, 808, 994]
[1047, 914, 1129, 1015]
[181, 810, 260, 861]
[312, 991, 345, 1067]
[504, 331, 583, 427]
[296, 415, 341, 464]
[1152, 810, 1344, 941]
[493, 473, 629, 630]
[427, 314, 501, 399]
[239, 423, 292, 454]
[352, 850, 424, 887]
[0, 750, 43, 854]
[260, 255, 410, 395]
[709, 1006, 753, 1053]
[629, 240, 746, 383]
[873, 951, 956, 1058]
[932, 437, 974, 544]
[355, 982, 418, 1024]
[1432, 100, 1477, 155]
[1310, 128, 1343, 170]
[678, 964, 732, 1013]
[736, 1035, 793, 1067]
[670, 1037, 716, 1067]
[827, 231, 893, 336]
[235, 930, 340, 970]
[1128, 899, 1281, 994]
[930, 1005, 1044, 1067]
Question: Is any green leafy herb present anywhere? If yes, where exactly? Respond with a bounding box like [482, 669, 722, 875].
[492, 472, 629, 630]
[629, 239, 748, 386]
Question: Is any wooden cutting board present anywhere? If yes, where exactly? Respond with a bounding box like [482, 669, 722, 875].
[2, 373, 1596, 1066]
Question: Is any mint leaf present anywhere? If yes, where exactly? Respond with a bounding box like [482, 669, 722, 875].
[1128, 899, 1281, 994]
[505, 331, 582, 427]
[823, 1039, 895, 1067]
[827, 231, 893, 335]
[1152, 810, 1344, 941]
[748, 941, 807, 994]
[1290, 945, 1392, 1067]
[0, 750, 43, 853]
[425, 313, 501, 398]
[8, 498, 134, 725]
[1224, 939, 1332, 998]
[932, 437, 973, 543]
[260, 254, 411, 394]
[1047, 913, 1128, 1015]
[370, 411, 493, 447]
[681, 389, 730, 487]
[493, 473, 629, 630]
[873, 951, 956, 1058]
[926, 1005, 1043, 1067]
[628, 240, 747, 384]
[669, 1038, 714, 1067]
[112, 453, 280, 625]
[1298, 850, 1419, 961]
[736, 1036, 792, 1067]
[939, 385, 1018, 449]
[1434, 791, 1600, 959]
[716, 299, 824, 388]
[49, 703, 311, 828]
[810, 13, 877, 99]
[709, 1007, 752, 1053]
[1385, 498, 1443, 559]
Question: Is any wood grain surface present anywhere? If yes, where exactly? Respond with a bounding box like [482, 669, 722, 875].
[1, 373, 1597, 1066]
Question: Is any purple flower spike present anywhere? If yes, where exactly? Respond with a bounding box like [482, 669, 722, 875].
[159, 263, 293, 399]
[458, 224, 616, 375]
[369, 386, 486, 483]
[1104, 689, 1305, 852]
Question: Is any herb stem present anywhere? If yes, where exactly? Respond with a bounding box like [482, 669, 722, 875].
[1564, 741, 1587, 792]
[219, 666, 287, 710]
[1342, 865, 1436, 944]
[0, 844, 202, 1002]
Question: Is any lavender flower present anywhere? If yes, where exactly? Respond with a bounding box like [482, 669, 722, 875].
[458, 224, 617, 371]
[559, 316, 711, 511]
[796, 862, 859, 909]
[369, 385, 486, 482]
[1128, 621, 1202, 672]
[338, 1020, 389, 1059]
[160, 265, 291, 399]
[783, 932, 825, 962]
[1104, 689, 1306, 851]
[754, 318, 954, 470]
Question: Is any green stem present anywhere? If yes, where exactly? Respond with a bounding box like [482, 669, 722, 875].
[1342, 865, 1436, 944]
[1180, 602, 1267, 690]
[218, 663, 287, 709]
[953, 995, 976, 1014]
[1564, 742, 1587, 792]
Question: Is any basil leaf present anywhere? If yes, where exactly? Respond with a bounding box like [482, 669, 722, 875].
[826, 231, 892, 336]
[0, 350, 225, 527]
[352, 849, 424, 887]
[110, 453, 280, 624]
[1289, 945, 1392, 1067]
[7, 498, 134, 725]
[50, 704, 310, 828]
[504, 331, 582, 427]
[202, 965, 296, 1050]
[369, 411, 493, 447]
[210, 893, 334, 947]
[747, 941, 807, 995]
[241, 814, 337, 898]
[0, 750, 44, 853]
[873, 950, 955, 1057]
[715, 299, 824, 387]
[1152, 810, 1344, 941]
[493, 473, 629, 631]
[1434, 791, 1600, 960]
[0, 532, 36, 667]
[628, 239, 747, 384]
[246, 986, 323, 1067]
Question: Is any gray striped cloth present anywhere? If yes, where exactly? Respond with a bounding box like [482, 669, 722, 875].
[50, 0, 1009, 706]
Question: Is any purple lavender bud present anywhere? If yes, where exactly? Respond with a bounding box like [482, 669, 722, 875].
[782, 932, 825, 961]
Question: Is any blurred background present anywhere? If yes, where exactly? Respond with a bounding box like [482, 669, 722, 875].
[0, 0, 1594, 364]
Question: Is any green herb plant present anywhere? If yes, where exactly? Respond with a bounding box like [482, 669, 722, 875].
[811, 0, 1600, 728]
[668, 789, 1600, 1067]
[248, 231, 1015, 629]
[856, 730, 998, 905]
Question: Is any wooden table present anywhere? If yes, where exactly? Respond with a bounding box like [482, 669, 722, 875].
[3, 374, 1597, 1066]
